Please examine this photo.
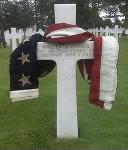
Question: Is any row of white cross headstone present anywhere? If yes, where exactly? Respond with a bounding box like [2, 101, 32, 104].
[4, 28, 44, 51]
[87, 25, 126, 40]
[4, 25, 128, 51]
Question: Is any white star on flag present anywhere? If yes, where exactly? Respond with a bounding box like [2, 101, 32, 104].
[17, 52, 30, 65]
[18, 73, 31, 87]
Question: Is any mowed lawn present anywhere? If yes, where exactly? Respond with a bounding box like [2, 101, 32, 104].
[0, 37, 128, 149]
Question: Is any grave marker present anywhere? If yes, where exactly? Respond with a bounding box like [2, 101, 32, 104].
[37, 4, 94, 138]
[10, 28, 18, 51]
[25, 28, 34, 37]
[100, 27, 103, 36]
[4, 30, 10, 46]
[18, 29, 24, 43]
[105, 26, 109, 36]
[115, 25, 119, 40]
[125, 29, 128, 39]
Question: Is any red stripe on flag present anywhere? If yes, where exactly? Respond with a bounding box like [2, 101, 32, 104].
[45, 23, 78, 36]
[46, 32, 93, 43]
[89, 37, 104, 107]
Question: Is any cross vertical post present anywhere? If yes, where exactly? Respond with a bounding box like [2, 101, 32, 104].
[54, 4, 78, 138]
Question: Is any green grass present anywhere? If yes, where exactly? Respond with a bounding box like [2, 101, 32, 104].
[0, 37, 128, 149]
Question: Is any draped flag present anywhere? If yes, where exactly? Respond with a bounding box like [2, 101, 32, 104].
[9, 23, 119, 110]
[9, 34, 55, 101]
[78, 36, 119, 110]
[45, 23, 119, 110]
[45, 23, 94, 43]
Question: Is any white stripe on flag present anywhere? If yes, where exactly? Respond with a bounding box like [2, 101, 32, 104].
[46, 27, 86, 38]
[99, 36, 119, 103]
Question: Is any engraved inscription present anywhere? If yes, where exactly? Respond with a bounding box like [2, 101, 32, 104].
[37, 42, 94, 60]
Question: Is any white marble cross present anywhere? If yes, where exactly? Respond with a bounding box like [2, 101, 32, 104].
[4, 28, 24, 49]
[7, 28, 22, 51]
[10, 28, 18, 51]
[37, 4, 94, 138]
[4, 30, 10, 46]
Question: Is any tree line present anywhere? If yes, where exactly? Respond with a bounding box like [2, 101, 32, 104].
[0, 0, 128, 31]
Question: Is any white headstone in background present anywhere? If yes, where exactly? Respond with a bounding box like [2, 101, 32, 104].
[100, 27, 103, 36]
[95, 28, 99, 36]
[125, 29, 128, 35]
[5, 28, 23, 51]
[105, 26, 109, 36]
[25, 28, 33, 37]
[125, 29, 128, 39]
[18, 29, 24, 43]
[118, 27, 123, 38]
[10, 28, 18, 51]
[115, 25, 119, 40]
[93, 28, 96, 35]
[4, 30, 10, 46]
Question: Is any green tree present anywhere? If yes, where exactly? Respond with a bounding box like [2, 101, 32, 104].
[0, 0, 8, 29]
[101, 0, 128, 28]
[1, 0, 127, 30]
[0, 0, 34, 30]
[119, 0, 128, 28]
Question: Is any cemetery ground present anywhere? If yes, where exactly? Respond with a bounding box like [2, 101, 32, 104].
[0, 37, 128, 149]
